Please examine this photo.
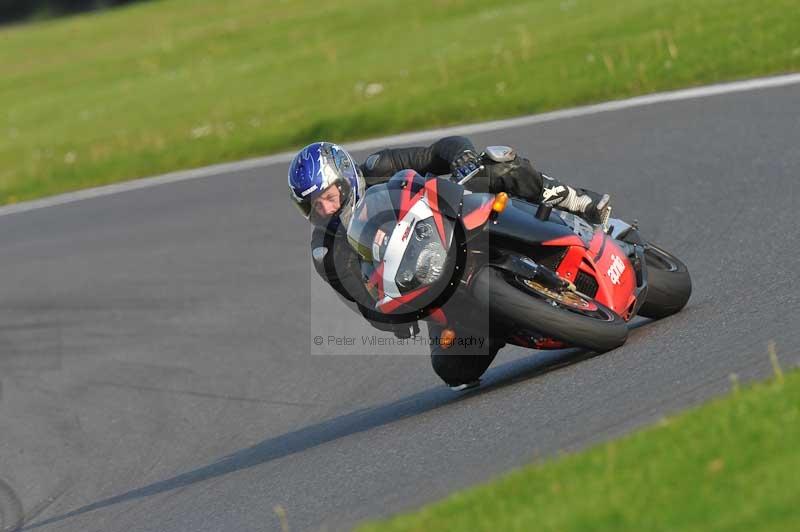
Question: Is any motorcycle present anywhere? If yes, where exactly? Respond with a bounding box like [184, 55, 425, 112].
[345, 161, 691, 387]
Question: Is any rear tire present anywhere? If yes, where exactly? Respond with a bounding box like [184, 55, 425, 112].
[638, 244, 692, 319]
[472, 267, 628, 353]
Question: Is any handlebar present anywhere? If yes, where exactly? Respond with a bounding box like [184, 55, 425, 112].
[455, 165, 484, 186]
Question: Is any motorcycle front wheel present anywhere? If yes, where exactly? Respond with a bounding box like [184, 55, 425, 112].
[472, 267, 628, 353]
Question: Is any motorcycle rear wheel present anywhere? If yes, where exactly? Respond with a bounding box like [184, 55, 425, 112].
[638, 244, 692, 319]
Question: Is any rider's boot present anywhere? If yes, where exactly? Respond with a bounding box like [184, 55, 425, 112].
[540, 174, 611, 224]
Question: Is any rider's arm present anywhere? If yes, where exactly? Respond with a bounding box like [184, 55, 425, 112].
[311, 226, 359, 303]
[360, 136, 477, 185]
[360, 138, 607, 220]
[360, 135, 547, 202]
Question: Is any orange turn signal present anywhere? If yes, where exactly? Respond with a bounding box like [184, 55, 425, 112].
[492, 192, 508, 213]
[440, 328, 456, 349]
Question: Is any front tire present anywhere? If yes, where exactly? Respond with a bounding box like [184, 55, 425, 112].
[472, 267, 628, 353]
[638, 244, 692, 319]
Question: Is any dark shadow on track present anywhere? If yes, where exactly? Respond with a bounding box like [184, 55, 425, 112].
[23, 320, 651, 530]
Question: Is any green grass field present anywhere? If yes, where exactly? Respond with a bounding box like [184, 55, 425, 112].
[2, 0, 799, 204]
[358, 360, 800, 532]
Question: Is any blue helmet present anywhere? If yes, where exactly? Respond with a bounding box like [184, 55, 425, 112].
[288, 142, 364, 228]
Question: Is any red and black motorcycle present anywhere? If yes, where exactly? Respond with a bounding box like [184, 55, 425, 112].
[346, 166, 691, 386]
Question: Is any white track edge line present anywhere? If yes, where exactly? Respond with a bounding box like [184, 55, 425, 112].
[3, 72, 800, 218]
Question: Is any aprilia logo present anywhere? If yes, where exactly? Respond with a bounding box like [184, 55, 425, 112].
[607, 254, 626, 285]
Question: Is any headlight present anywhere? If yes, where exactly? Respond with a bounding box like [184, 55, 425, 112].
[415, 221, 433, 240]
[415, 241, 447, 286]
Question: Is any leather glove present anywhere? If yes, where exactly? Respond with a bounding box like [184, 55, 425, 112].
[450, 150, 482, 180]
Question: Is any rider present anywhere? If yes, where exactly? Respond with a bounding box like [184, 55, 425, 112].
[289, 136, 610, 274]
[288, 137, 610, 384]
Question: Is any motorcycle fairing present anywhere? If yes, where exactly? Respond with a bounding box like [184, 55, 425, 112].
[589, 233, 637, 316]
[378, 190, 443, 301]
[485, 198, 578, 246]
[348, 171, 465, 316]
[461, 194, 494, 231]
[551, 233, 637, 316]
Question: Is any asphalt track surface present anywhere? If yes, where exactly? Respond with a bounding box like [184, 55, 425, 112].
[1, 82, 799, 532]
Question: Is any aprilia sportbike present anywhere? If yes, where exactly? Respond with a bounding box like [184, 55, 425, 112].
[346, 169, 691, 386]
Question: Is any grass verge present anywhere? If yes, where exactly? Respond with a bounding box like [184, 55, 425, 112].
[357, 360, 800, 531]
[2, 0, 800, 204]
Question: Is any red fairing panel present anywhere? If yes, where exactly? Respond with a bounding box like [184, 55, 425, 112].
[506, 335, 568, 350]
[462, 198, 494, 230]
[428, 307, 447, 325]
[542, 234, 586, 248]
[550, 234, 637, 319]
[423, 178, 448, 244]
[588, 234, 637, 316]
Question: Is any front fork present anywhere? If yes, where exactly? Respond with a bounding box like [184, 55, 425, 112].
[487, 253, 574, 293]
